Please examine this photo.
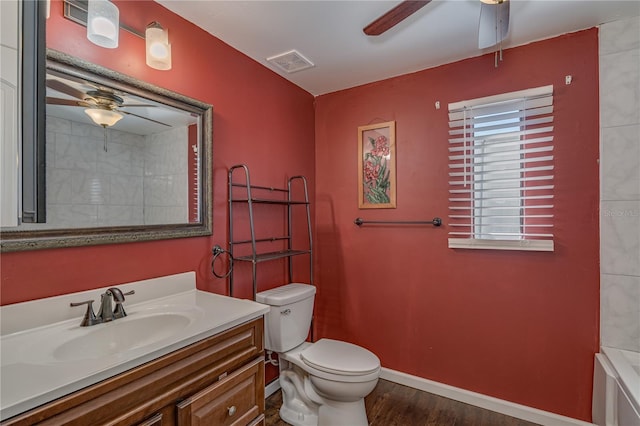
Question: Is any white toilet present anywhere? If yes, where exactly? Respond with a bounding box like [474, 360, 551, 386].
[256, 283, 380, 426]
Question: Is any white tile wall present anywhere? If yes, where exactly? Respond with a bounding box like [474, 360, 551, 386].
[45, 116, 189, 228]
[599, 16, 640, 352]
[143, 127, 189, 224]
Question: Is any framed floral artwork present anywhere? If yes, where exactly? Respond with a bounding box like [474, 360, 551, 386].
[357, 121, 396, 209]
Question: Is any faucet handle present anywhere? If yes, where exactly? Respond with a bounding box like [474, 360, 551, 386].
[70, 300, 101, 327]
[105, 288, 135, 302]
[112, 290, 135, 319]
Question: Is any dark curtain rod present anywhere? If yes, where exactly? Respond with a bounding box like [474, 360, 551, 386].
[354, 217, 442, 227]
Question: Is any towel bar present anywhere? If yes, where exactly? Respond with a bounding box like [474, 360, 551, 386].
[354, 217, 442, 227]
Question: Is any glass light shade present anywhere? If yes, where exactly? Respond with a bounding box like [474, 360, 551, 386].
[84, 108, 123, 127]
[146, 22, 172, 70]
[87, 0, 119, 49]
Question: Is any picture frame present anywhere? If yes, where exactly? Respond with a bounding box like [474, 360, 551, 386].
[357, 120, 396, 209]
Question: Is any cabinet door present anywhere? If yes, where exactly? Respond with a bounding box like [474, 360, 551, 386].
[177, 357, 264, 426]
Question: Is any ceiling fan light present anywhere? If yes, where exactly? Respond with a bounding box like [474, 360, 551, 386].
[86, 0, 119, 49]
[85, 108, 123, 127]
[146, 22, 172, 70]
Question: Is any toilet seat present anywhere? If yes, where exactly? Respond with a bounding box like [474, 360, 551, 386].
[301, 339, 380, 376]
[281, 341, 381, 383]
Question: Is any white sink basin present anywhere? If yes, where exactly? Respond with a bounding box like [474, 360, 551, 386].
[53, 312, 194, 361]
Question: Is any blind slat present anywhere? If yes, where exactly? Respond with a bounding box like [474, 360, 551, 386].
[449, 185, 554, 194]
[449, 145, 553, 161]
[448, 93, 553, 121]
[449, 231, 554, 238]
[449, 223, 553, 228]
[448, 116, 553, 136]
[450, 214, 554, 219]
[449, 175, 554, 186]
[448, 105, 553, 128]
[449, 204, 554, 211]
[448, 155, 554, 169]
[448, 126, 554, 144]
[449, 165, 554, 178]
[449, 195, 553, 202]
[448, 136, 554, 152]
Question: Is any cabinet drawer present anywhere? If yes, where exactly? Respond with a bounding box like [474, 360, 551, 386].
[177, 357, 264, 426]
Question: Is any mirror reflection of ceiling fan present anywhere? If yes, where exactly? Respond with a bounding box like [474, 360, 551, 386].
[364, 0, 510, 50]
[46, 79, 171, 129]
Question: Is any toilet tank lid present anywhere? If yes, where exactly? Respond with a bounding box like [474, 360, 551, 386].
[255, 283, 315, 306]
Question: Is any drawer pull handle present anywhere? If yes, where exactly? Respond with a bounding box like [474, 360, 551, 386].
[227, 405, 237, 416]
[281, 309, 291, 315]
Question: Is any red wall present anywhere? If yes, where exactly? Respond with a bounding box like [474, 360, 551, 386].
[313, 30, 600, 421]
[0, 0, 315, 304]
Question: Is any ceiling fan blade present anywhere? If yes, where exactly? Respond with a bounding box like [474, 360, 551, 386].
[121, 110, 171, 127]
[46, 79, 89, 101]
[46, 97, 90, 107]
[478, 1, 510, 49]
[364, 0, 431, 36]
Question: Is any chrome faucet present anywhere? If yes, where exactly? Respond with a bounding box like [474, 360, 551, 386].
[71, 287, 135, 326]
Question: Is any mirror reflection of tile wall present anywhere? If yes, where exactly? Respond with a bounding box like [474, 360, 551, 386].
[35, 116, 188, 229]
[599, 16, 640, 353]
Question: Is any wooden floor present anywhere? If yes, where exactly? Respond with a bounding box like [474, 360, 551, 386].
[265, 379, 540, 426]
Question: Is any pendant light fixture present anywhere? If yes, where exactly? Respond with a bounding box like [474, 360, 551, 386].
[146, 21, 172, 70]
[84, 108, 123, 128]
[84, 108, 123, 152]
[86, 0, 119, 49]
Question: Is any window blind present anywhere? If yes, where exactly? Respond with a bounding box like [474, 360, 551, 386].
[447, 85, 554, 251]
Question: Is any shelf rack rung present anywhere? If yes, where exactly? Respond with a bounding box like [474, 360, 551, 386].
[234, 249, 311, 263]
[231, 198, 309, 205]
[230, 183, 288, 192]
[231, 236, 291, 245]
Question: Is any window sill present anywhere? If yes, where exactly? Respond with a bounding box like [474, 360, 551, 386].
[448, 238, 554, 252]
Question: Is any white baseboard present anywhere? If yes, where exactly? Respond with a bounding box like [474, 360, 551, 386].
[380, 367, 594, 426]
[265, 378, 281, 398]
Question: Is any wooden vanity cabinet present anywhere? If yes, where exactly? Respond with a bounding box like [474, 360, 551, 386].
[2, 318, 265, 426]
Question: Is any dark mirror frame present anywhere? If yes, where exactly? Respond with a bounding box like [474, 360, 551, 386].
[0, 45, 213, 252]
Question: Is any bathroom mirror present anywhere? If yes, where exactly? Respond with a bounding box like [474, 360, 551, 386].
[0, 49, 213, 252]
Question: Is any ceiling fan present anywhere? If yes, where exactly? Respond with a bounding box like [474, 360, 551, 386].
[46, 79, 170, 129]
[363, 0, 510, 50]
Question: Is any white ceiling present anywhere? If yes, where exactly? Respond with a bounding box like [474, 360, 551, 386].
[156, 0, 640, 96]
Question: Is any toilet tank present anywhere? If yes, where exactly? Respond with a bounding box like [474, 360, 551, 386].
[256, 283, 315, 353]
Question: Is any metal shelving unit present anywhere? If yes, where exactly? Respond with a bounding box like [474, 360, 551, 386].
[228, 164, 313, 300]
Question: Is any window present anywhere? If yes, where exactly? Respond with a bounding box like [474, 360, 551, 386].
[447, 86, 554, 251]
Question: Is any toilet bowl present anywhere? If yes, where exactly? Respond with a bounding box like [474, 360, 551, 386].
[256, 284, 380, 426]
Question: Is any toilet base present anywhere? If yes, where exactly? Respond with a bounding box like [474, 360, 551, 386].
[278, 392, 368, 426]
[317, 398, 368, 426]
[280, 402, 318, 426]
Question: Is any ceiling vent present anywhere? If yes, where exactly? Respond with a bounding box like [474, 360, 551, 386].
[267, 50, 314, 73]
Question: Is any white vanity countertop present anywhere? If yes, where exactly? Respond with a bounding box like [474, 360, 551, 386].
[0, 272, 269, 421]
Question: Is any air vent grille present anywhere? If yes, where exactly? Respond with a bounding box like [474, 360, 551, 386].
[267, 50, 314, 73]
